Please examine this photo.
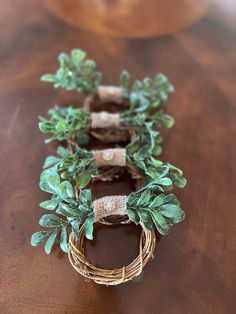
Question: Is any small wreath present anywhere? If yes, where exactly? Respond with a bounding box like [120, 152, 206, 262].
[31, 48, 187, 285]
[69, 227, 155, 285]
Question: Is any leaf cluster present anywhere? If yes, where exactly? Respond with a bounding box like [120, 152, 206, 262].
[126, 120, 163, 157]
[127, 173, 185, 235]
[120, 70, 174, 113]
[41, 49, 102, 94]
[43, 146, 97, 189]
[127, 155, 187, 189]
[31, 168, 94, 254]
[39, 106, 90, 143]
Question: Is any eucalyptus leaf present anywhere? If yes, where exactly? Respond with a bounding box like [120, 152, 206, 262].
[150, 211, 170, 235]
[45, 229, 58, 255]
[149, 194, 165, 208]
[76, 171, 91, 188]
[31, 231, 51, 246]
[39, 214, 65, 227]
[39, 199, 59, 211]
[43, 156, 61, 169]
[137, 210, 149, 222]
[60, 226, 68, 253]
[58, 181, 75, 199]
[84, 215, 94, 240]
[127, 208, 140, 224]
[80, 189, 92, 206]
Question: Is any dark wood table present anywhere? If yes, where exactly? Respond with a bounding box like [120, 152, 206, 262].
[0, 1, 235, 313]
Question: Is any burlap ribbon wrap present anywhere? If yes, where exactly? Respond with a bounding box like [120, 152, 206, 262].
[93, 148, 126, 167]
[97, 86, 123, 103]
[91, 111, 120, 129]
[93, 195, 127, 222]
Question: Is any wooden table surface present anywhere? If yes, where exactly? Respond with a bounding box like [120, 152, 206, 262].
[0, 1, 235, 313]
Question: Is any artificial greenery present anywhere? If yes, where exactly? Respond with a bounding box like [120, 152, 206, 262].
[40, 48, 175, 152]
[39, 105, 172, 156]
[42, 146, 97, 189]
[120, 70, 174, 113]
[41, 144, 186, 190]
[31, 167, 94, 254]
[39, 106, 90, 143]
[127, 187, 185, 235]
[41, 49, 174, 115]
[31, 168, 185, 254]
[32, 48, 186, 255]
[41, 49, 102, 94]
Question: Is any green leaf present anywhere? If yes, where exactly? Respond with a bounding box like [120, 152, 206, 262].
[156, 177, 172, 187]
[56, 121, 67, 132]
[137, 190, 151, 206]
[71, 49, 86, 67]
[175, 176, 187, 188]
[56, 203, 76, 218]
[77, 131, 89, 146]
[43, 156, 60, 169]
[60, 226, 68, 253]
[76, 171, 91, 188]
[58, 181, 75, 199]
[161, 114, 175, 128]
[150, 211, 170, 235]
[58, 53, 69, 67]
[149, 194, 165, 208]
[80, 189, 92, 206]
[120, 70, 130, 90]
[40, 169, 60, 194]
[39, 214, 65, 227]
[150, 157, 163, 168]
[165, 194, 180, 205]
[57, 146, 71, 157]
[71, 220, 80, 238]
[45, 229, 58, 255]
[155, 73, 168, 83]
[39, 199, 59, 210]
[127, 208, 140, 223]
[160, 204, 185, 222]
[137, 210, 149, 222]
[153, 144, 162, 156]
[84, 215, 94, 240]
[39, 121, 54, 133]
[46, 174, 60, 193]
[31, 231, 51, 246]
[41, 74, 57, 83]
[142, 215, 153, 230]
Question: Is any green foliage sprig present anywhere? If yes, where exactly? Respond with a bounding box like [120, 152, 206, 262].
[41, 49, 174, 114]
[42, 144, 186, 190]
[43, 146, 97, 189]
[32, 48, 186, 255]
[41, 49, 102, 94]
[120, 70, 174, 113]
[40, 49, 175, 151]
[39, 106, 90, 143]
[127, 187, 184, 235]
[31, 167, 185, 254]
[38, 105, 168, 156]
[31, 168, 94, 254]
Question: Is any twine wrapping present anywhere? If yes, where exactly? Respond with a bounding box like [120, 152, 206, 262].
[98, 85, 123, 103]
[93, 148, 126, 167]
[93, 195, 127, 222]
[91, 112, 120, 129]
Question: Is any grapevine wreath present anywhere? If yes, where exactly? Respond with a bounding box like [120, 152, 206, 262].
[31, 49, 187, 285]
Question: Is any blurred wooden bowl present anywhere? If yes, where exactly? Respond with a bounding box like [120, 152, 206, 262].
[44, 0, 208, 38]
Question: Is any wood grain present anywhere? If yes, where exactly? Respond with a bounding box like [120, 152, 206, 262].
[0, 0, 235, 313]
